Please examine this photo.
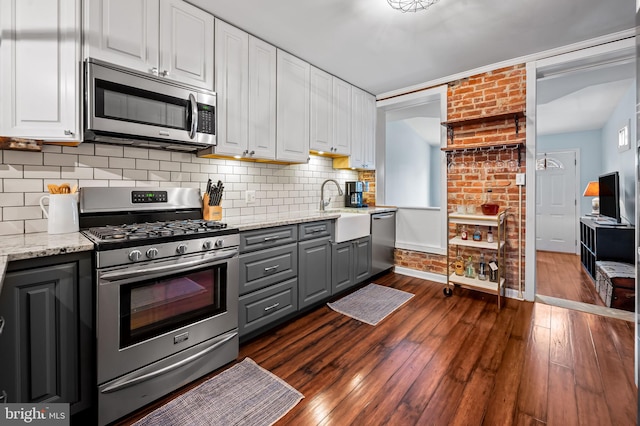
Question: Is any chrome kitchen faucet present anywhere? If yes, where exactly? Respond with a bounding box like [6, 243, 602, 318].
[320, 179, 344, 211]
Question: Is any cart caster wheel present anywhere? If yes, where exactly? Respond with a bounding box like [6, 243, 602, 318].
[443, 287, 453, 297]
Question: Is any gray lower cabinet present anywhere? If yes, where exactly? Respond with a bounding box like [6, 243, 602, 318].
[298, 235, 332, 309]
[332, 236, 371, 294]
[0, 253, 93, 415]
[239, 278, 298, 336]
[238, 225, 299, 338]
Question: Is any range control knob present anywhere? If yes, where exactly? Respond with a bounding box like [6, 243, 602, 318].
[129, 250, 142, 262]
[146, 248, 159, 259]
[215, 239, 224, 248]
[176, 244, 188, 254]
[203, 240, 213, 250]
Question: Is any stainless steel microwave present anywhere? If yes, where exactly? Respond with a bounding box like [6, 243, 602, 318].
[84, 58, 216, 151]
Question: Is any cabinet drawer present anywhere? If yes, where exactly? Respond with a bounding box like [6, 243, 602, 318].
[238, 278, 298, 337]
[298, 220, 333, 241]
[239, 243, 297, 295]
[240, 226, 297, 253]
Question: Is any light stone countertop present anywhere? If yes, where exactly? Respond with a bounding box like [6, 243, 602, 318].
[0, 232, 95, 295]
[0, 207, 397, 294]
[224, 206, 397, 231]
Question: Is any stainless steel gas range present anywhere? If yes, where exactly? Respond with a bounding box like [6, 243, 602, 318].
[79, 187, 239, 425]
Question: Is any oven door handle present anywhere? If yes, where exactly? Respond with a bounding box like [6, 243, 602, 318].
[100, 248, 238, 282]
[100, 330, 238, 394]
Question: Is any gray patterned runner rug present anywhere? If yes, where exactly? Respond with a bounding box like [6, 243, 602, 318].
[327, 283, 414, 326]
[133, 358, 303, 426]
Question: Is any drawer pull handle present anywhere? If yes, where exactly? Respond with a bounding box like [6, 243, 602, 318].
[263, 236, 280, 242]
[310, 228, 324, 233]
[264, 265, 280, 273]
[264, 303, 280, 312]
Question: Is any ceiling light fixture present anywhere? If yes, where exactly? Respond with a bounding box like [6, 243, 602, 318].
[387, 0, 440, 13]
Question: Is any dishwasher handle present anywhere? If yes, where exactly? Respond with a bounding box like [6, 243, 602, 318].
[373, 213, 395, 220]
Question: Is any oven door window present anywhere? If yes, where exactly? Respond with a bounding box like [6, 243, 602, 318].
[120, 264, 226, 348]
[95, 79, 190, 131]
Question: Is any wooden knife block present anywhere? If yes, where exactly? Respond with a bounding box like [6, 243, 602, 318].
[203, 194, 222, 221]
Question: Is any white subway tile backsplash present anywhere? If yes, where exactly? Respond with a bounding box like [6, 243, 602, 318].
[4, 206, 42, 220]
[0, 164, 24, 178]
[25, 219, 47, 233]
[0, 220, 24, 235]
[170, 172, 190, 182]
[0, 143, 358, 234]
[79, 179, 109, 187]
[62, 166, 94, 180]
[171, 152, 192, 163]
[200, 164, 217, 174]
[124, 147, 149, 159]
[0, 193, 24, 207]
[159, 161, 181, 172]
[63, 144, 95, 155]
[181, 162, 200, 173]
[4, 151, 43, 165]
[25, 192, 46, 206]
[24, 165, 61, 179]
[110, 157, 136, 169]
[44, 153, 78, 167]
[136, 159, 160, 170]
[148, 170, 171, 181]
[41, 145, 62, 153]
[95, 144, 124, 157]
[94, 168, 123, 180]
[78, 155, 109, 168]
[123, 169, 147, 181]
[5, 179, 41, 192]
[148, 150, 171, 161]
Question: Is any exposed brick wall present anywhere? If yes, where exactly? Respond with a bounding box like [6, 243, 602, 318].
[447, 65, 526, 292]
[395, 249, 448, 275]
[392, 65, 526, 293]
[358, 170, 376, 206]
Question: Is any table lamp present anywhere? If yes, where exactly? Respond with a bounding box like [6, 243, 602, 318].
[583, 181, 599, 215]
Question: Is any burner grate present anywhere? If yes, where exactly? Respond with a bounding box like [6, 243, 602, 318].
[86, 219, 228, 242]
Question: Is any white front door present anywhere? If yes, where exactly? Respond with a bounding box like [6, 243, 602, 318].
[535, 150, 577, 253]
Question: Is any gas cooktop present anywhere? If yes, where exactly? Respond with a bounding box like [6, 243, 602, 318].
[82, 219, 238, 250]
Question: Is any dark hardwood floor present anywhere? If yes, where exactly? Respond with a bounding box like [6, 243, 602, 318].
[119, 272, 636, 425]
[536, 250, 605, 306]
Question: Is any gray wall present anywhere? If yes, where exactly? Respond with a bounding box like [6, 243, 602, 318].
[601, 84, 636, 225]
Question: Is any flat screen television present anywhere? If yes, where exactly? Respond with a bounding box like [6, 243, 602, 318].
[598, 171, 621, 223]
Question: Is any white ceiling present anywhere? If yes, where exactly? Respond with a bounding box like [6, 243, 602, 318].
[189, 0, 634, 96]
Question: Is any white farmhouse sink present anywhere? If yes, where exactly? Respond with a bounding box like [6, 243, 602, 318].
[334, 212, 370, 243]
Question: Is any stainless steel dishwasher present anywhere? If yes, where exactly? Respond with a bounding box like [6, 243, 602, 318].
[371, 211, 396, 274]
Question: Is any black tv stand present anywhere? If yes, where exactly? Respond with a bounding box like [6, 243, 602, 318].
[579, 217, 635, 280]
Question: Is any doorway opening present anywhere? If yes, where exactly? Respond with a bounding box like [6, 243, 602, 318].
[532, 43, 635, 314]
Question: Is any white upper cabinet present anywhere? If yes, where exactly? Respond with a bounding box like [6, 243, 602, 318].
[276, 49, 310, 163]
[332, 77, 352, 156]
[84, 0, 214, 90]
[159, 0, 214, 90]
[247, 36, 277, 160]
[310, 68, 351, 156]
[362, 92, 376, 170]
[84, 0, 159, 75]
[310, 67, 333, 153]
[334, 87, 376, 170]
[0, 0, 81, 141]
[201, 20, 276, 160]
[214, 19, 249, 158]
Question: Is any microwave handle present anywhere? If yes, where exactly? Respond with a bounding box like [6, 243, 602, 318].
[189, 93, 198, 139]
